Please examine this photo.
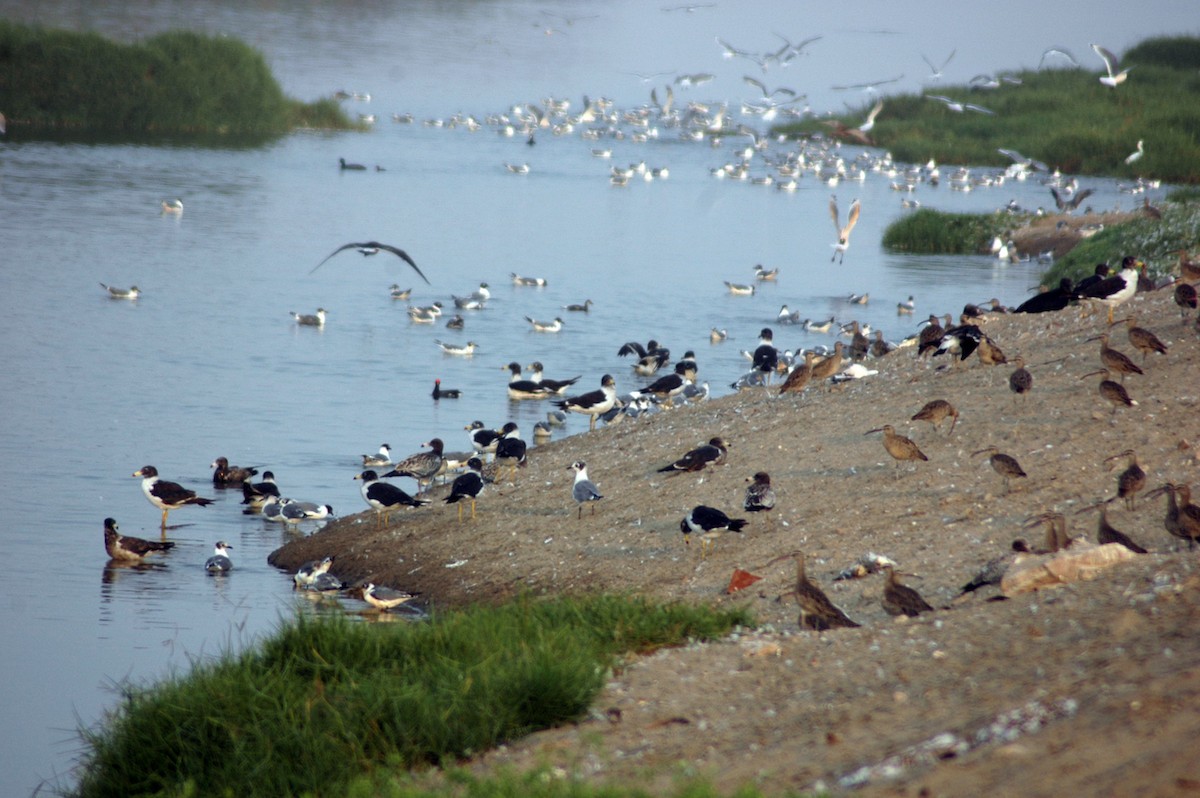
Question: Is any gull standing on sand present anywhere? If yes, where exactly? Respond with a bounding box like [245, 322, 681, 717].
[570, 461, 603, 518]
[830, 195, 860, 264]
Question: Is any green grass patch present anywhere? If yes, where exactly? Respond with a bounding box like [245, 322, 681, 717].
[0, 21, 357, 139]
[72, 595, 754, 798]
[776, 36, 1200, 183]
[881, 208, 1021, 254]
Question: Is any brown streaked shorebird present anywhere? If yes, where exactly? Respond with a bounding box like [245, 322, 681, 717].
[1008, 356, 1032, 400]
[917, 313, 950, 358]
[1079, 369, 1137, 416]
[1088, 333, 1143, 383]
[1179, 249, 1200, 282]
[911, 399, 959, 434]
[1147, 484, 1200, 549]
[870, 330, 895, 358]
[976, 334, 1007, 366]
[1175, 282, 1198, 319]
[1105, 449, 1146, 510]
[778, 351, 817, 395]
[1022, 512, 1073, 553]
[658, 437, 729, 473]
[810, 341, 847, 385]
[881, 565, 934, 617]
[866, 425, 928, 468]
[972, 447, 1027, 494]
[959, 539, 1033, 595]
[846, 320, 870, 361]
[103, 517, 175, 562]
[1112, 315, 1167, 363]
[771, 551, 860, 631]
[1074, 502, 1147, 553]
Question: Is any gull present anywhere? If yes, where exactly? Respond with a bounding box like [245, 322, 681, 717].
[926, 94, 994, 114]
[1038, 47, 1080, 69]
[858, 98, 884, 133]
[921, 49, 955, 81]
[309, 242, 429, 283]
[291, 308, 327, 327]
[998, 148, 1048, 172]
[716, 37, 750, 60]
[829, 195, 861, 264]
[525, 316, 564, 333]
[504, 162, 530, 174]
[569, 460, 603, 518]
[361, 583, 416, 611]
[204, 541, 233, 573]
[674, 72, 715, 87]
[133, 465, 214, 528]
[160, 199, 184, 214]
[1051, 186, 1095, 213]
[435, 339, 478, 356]
[1125, 139, 1144, 165]
[832, 74, 903, 93]
[1091, 44, 1131, 88]
[99, 282, 141, 300]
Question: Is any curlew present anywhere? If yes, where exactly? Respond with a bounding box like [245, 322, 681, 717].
[911, 399, 959, 434]
[866, 425, 928, 468]
[771, 551, 860, 631]
[778, 351, 817, 395]
[1178, 250, 1200, 282]
[1175, 282, 1198, 319]
[1112, 316, 1167, 363]
[881, 565, 934, 617]
[1022, 512, 1073, 553]
[972, 447, 1027, 494]
[810, 341, 847, 386]
[1105, 449, 1146, 510]
[1088, 333, 1143, 383]
[1146, 484, 1200, 550]
[1079, 369, 1138, 416]
[1074, 502, 1147, 553]
[1008, 356, 1032, 401]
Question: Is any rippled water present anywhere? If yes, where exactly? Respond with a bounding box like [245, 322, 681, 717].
[0, 1, 1183, 793]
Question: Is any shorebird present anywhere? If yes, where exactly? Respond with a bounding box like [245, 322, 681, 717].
[432, 379, 461, 400]
[103, 518, 175, 562]
[291, 308, 327, 327]
[354, 470, 428, 527]
[744, 472, 776, 513]
[1022, 512, 1076, 553]
[209, 457, 257, 486]
[1088, 333, 1144, 382]
[555, 374, 618, 431]
[1009, 356, 1033, 401]
[1112, 316, 1167, 363]
[383, 438, 446, 493]
[778, 351, 817, 395]
[525, 316, 564, 333]
[810, 342, 847, 386]
[361, 583, 417, 611]
[866, 425, 928, 469]
[658, 437, 728, 473]
[829, 195, 861, 264]
[133, 465, 214, 528]
[917, 313, 949, 357]
[309, 241, 428, 283]
[99, 282, 141, 300]
[1147, 484, 1200, 549]
[771, 551, 860, 631]
[1091, 44, 1132, 88]
[444, 458, 485, 520]
[161, 199, 183, 214]
[362, 444, 392, 467]
[1175, 282, 1199, 319]
[972, 447, 1027, 494]
[680, 506, 748, 557]
[881, 566, 934, 617]
[870, 330, 895, 358]
[1074, 503, 1147, 553]
[570, 460, 603, 518]
[204, 541, 234, 573]
[1079, 369, 1138, 415]
[910, 399, 959, 434]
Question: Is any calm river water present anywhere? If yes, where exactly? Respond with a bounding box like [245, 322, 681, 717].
[0, 1, 1184, 793]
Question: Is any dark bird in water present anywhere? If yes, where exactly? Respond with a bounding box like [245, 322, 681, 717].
[443, 457, 484, 521]
[972, 446, 1027, 494]
[133, 465, 214, 528]
[743, 472, 776, 513]
[339, 157, 367, 170]
[881, 565, 934, 617]
[1074, 502, 1147, 553]
[866, 425, 928, 468]
[1008, 356, 1033, 400]
[103, 518, 175, 562]
[680, 506, 748, 556]
[771, 551, 860, 631]
[1013, 278, 1076, 314]
[432, 379, 461, 400]
[959, 538, 1033, 594]
[1113, 315, 1167, 363]
[658, 437, 729, 473]
[309, 241, 430, 283]
[210, 456, 258, 486]
[911, 399, 958, 434]
[1105, 449, 1146, 510]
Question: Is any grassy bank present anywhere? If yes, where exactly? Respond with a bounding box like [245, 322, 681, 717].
[72, 595, 753, 798]
[777, 36, 1200, 184]
[881, 208, 1021, 255]
[0, 21, 356, 139]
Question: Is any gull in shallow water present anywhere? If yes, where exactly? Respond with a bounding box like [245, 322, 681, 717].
[291, 308, 327, 327]
[99, 282, 141, 300]
[204, 541, 233, 573]
[309, 241, 429, 283]
[161, 199, 183, 214]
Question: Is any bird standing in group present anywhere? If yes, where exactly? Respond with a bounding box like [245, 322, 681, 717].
[444, 458, 485, 521]
[103, 518, 175, 562]
[383, 438, 446, 494]
[493, 422, 527, 480]
[133, 465, 214, 528]
[743, 472, 776, 513]
[771, 551, 860, 631]
[881, 565, 934, 617]
[829, 195, 861, 264]
[354, 470, 429, 527]
[1009, 356, 1033, 401]
[1079, 369, 1138, 415]
[1113, 316, 1168, 364]
[570, 460, 603, 518]
[1089, 333, 1144, 383]
[866, 425, 928, 469]
[680, 505, 748, 557]
[972, 447, 1027, 494]
[910, 399, 959, 434]
[555, 375, 618, 431]
[1105, 449, 1146, 510]
[1075, 503, 1147, 554]
[658, 437, 729, 473]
